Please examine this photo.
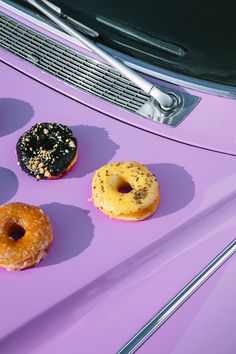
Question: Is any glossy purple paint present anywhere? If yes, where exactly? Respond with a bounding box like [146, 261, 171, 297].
[137, 252, 236, 354]
[0, 5, 236, 354]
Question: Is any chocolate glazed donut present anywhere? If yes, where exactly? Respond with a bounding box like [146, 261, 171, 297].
[16, 123, 78, 180]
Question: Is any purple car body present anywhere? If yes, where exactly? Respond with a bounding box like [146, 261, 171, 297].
[0, 2, 236, 354]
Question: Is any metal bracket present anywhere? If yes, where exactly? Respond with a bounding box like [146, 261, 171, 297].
[137, 86, 200, 127]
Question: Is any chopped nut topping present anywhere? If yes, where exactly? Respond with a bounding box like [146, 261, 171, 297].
[44, 170, 51, 178]
[69, 140, 75, 148]
[17, 122, 77, 179]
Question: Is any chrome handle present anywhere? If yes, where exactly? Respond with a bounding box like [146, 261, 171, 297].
[118, 239, 236, 354]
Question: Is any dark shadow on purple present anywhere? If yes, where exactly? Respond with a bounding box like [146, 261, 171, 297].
[146, 163, 195, 218]
[0, 167, 18, 204]
[65, 125, 119, 178]
[39, 203, 94, 266]
[0, 98, 34, 137]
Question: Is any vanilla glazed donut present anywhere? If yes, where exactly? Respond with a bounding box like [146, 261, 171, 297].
[0, 203, 53, 271]
[91, 162, 160, 221]
[16, 122, 78, 180]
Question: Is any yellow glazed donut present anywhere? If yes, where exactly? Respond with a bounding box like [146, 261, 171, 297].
[91, 162, 160, 221]
[0, 203, 53, 271]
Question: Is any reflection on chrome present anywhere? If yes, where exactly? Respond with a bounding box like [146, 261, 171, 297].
[118, 239, 236, 354]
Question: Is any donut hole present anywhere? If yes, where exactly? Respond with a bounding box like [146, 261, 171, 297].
[118, 181, 133, 194]
[41, 138, 56, 151]
[9, 223, 25, 241]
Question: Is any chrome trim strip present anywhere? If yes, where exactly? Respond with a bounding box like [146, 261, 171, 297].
[102, 45, 236, 98]
[117, 239, 236, 354]
[126, 61, 236, 98]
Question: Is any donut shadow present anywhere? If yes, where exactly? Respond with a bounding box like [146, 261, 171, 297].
[146, 163, 195, 218]
[0, 98, 34, 137]
[0, 167, 19, 205]
[64, 125, 119, 178]
[39, 203, 94, 267]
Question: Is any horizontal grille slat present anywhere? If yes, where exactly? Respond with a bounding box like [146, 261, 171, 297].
[0, 12, 150, 112]
[39, 57, 147, 101]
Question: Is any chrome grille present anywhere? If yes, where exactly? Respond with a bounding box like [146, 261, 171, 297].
[0, 12, 150, 112]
